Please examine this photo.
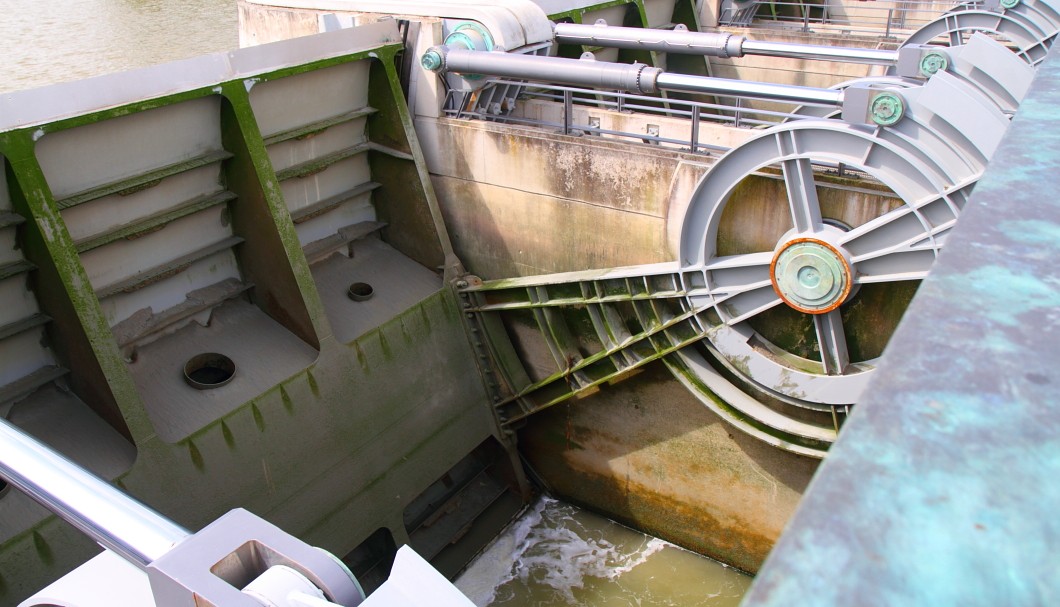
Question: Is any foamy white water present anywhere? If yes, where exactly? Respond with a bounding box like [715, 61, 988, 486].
[457, 497, 751, 607]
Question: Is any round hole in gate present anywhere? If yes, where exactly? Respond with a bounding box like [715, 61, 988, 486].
[183, 353, 236, 390]
[347, 282, 374, 302]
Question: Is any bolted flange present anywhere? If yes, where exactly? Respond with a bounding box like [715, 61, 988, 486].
[919, 51, 949, 77]
[444, 21, 494, 52]
[770, 238, 853, 314]
[869, 91, 905, 126]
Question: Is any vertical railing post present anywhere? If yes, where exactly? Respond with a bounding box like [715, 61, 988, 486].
[691, 106, 701, 153]
[563, 89, 573, 135]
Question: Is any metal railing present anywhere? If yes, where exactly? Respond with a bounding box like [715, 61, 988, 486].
[720, 0, 967, 37]
[444, 79, 832, 155]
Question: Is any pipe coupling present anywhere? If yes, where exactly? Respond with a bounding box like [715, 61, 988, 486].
[636, 64, 662, 94]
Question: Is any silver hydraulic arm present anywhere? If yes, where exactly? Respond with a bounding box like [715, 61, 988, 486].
[552, 22, 901, 66]
[422, 44, 907, 126]
[0, 416, 366, 607]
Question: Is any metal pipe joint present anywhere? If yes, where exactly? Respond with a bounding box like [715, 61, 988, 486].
[422, 45, 662, 94]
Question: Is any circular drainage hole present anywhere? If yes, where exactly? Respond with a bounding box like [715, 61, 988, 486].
[348, 282, 374, 301]
[184, 353, 236, 390]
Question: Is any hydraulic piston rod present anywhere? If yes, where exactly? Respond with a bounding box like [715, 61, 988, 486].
[0, 417, 191, 568]
[740, 39, 899, 65]
[655, 71, 844, 105]
[423, 46, 845, 106]
[552, 22, 899, 66]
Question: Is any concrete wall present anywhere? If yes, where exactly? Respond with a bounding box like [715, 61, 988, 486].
[418, 114, 821, 572]
[418, 116, 710, 276]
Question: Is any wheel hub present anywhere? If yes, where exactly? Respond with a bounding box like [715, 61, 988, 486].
[771, 237, 852, 314]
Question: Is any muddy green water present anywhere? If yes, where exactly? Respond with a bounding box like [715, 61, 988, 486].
[0, 0, 238, 94]
[457, 498, 751, 606]
[1, 3, 752, 604]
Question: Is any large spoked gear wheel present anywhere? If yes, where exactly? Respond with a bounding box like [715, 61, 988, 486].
[668, 75, 1011, 455]
[460, 70, 1016, 458]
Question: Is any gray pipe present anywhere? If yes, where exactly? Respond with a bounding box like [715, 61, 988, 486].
[552, 22, 744, 58]
[427, 47, 662, 94]
[425, 47, 844, 106]
[0, 417, 191, 568]
[552, 22, 898, 66]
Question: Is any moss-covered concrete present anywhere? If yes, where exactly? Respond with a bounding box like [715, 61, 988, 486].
[0, 29, 513, 605]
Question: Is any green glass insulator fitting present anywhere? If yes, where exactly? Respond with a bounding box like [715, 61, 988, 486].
[869, 92, 905, 127]
[919, 51, 949, 77]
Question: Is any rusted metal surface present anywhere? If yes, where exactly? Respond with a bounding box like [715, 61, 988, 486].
[519, 364, 818, 574]
[743, 46, 1060, 607]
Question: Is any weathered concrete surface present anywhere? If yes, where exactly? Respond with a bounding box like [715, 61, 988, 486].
[418, 117, 712, 278]
[520, 363, 818, 574]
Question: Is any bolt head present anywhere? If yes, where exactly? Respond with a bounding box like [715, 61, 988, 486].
[919, 51, 948, 77]
[1000, 0, 1019, 8]
[420, 50, 443, 71]
[869, 92, 904, 127]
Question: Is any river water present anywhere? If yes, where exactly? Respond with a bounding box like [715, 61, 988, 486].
[457, 497, 751, 607]
[0, 0, 238, 94]
[0, 2, 752, 604]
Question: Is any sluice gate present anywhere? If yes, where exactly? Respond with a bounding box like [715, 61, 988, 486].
[0, 0, 1057, 603]
[0, 21, 529, 605]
